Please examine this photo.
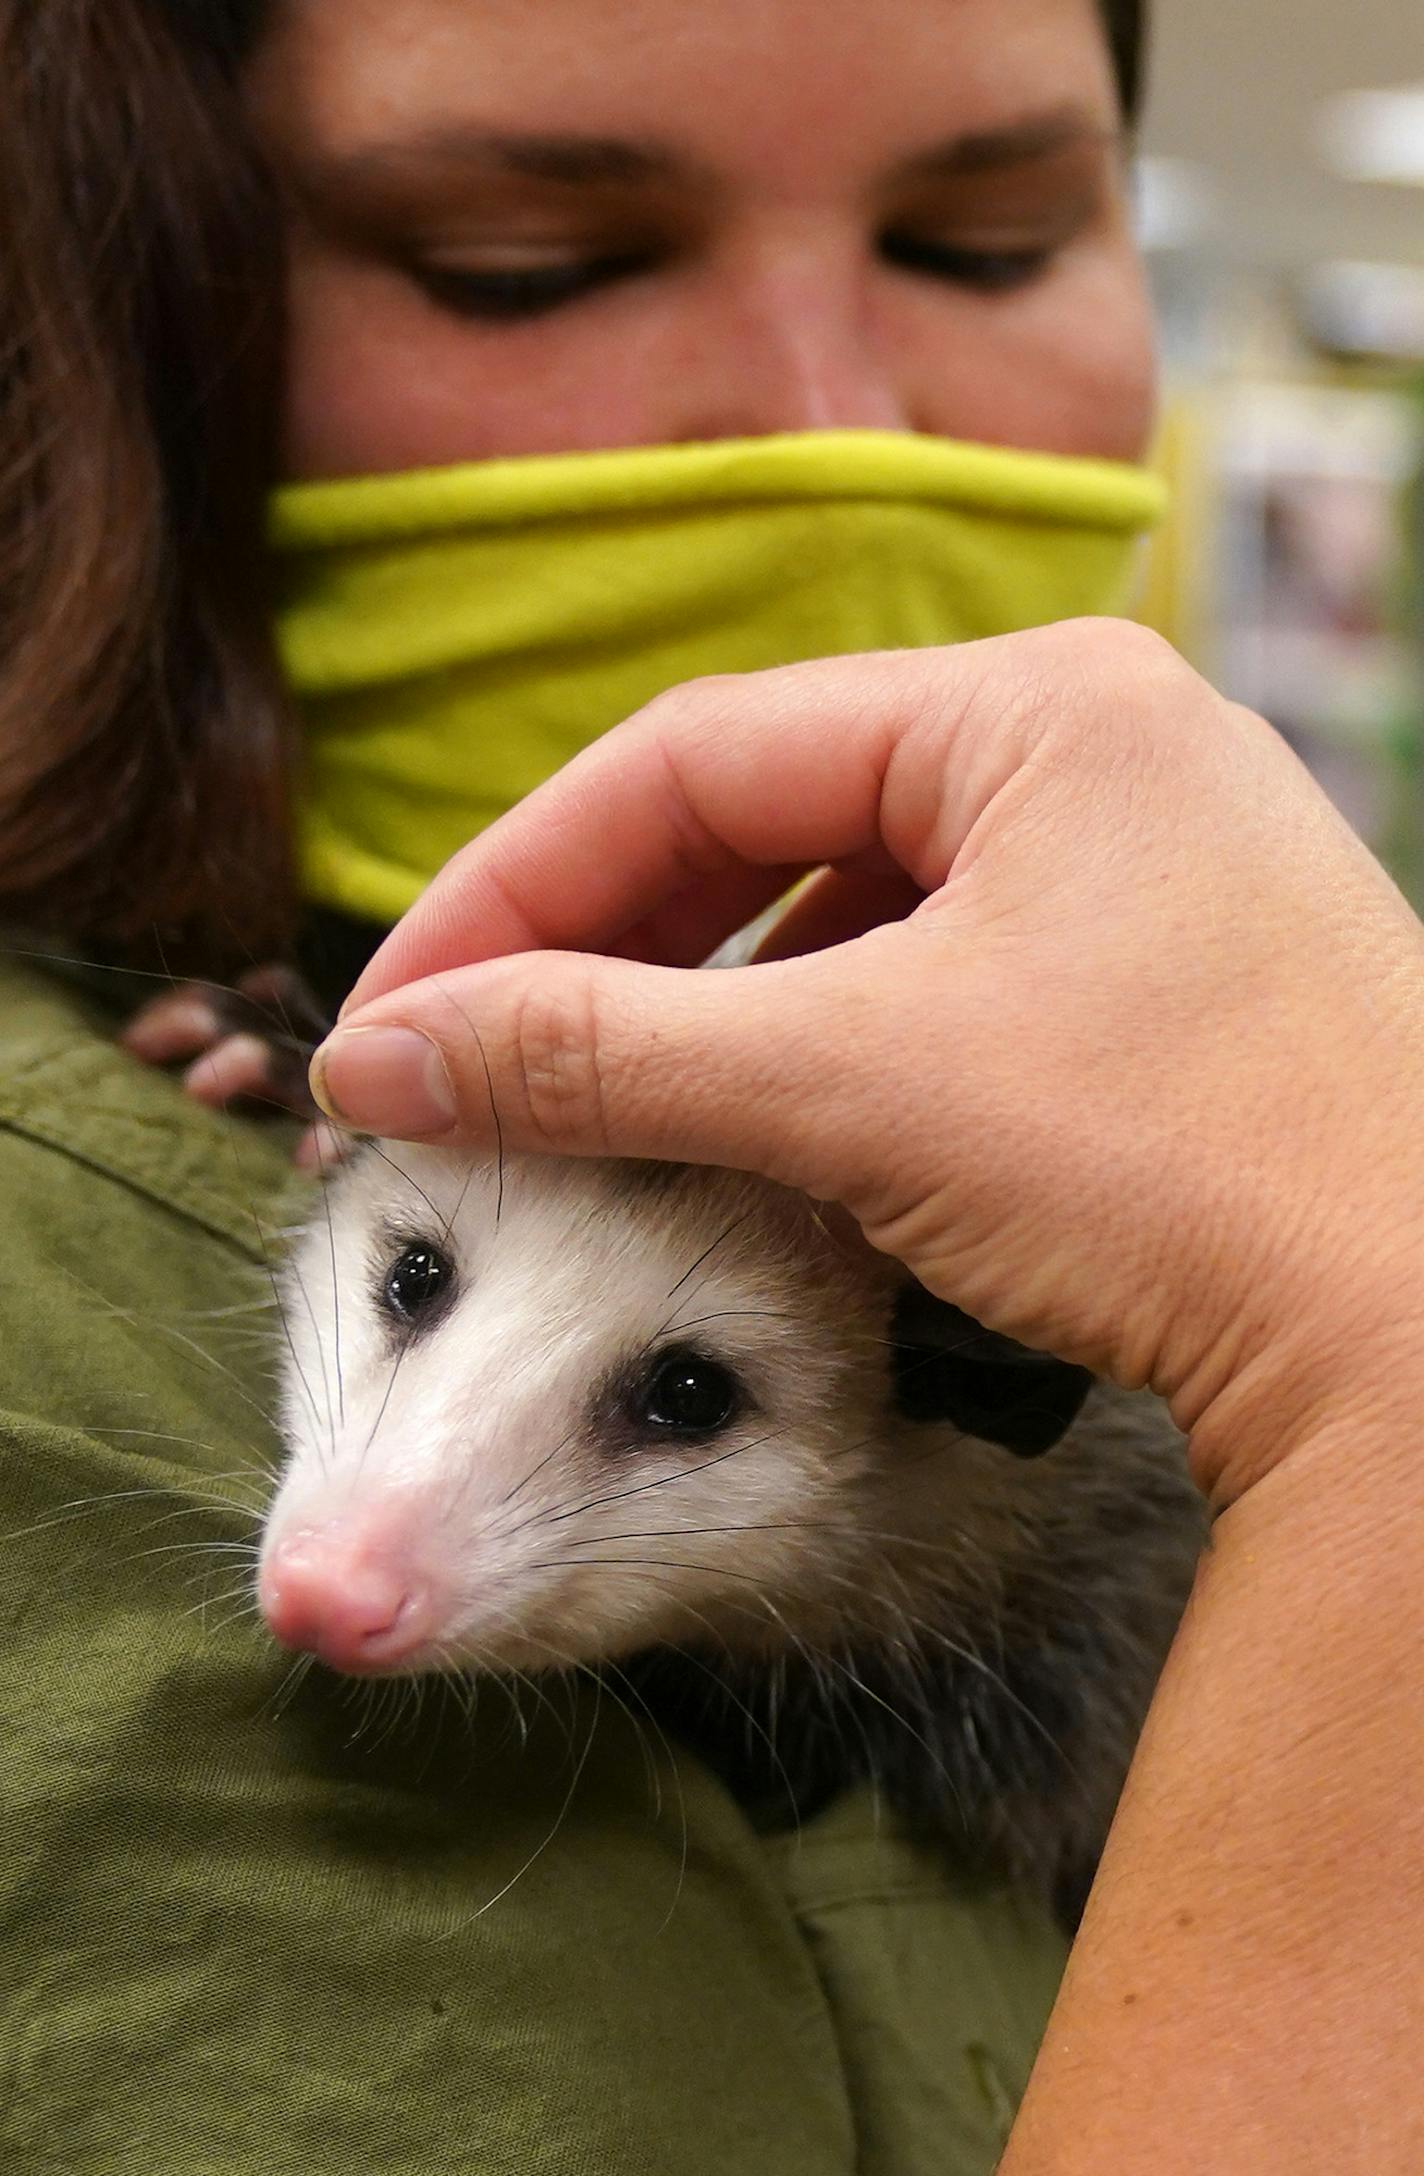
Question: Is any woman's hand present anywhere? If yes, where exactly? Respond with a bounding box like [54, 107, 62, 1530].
[312, 619, 1424, 1499]
[312, 619, 1424, 2171]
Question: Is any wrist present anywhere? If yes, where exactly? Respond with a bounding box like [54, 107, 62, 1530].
[1177, 1211, 1424, 1505]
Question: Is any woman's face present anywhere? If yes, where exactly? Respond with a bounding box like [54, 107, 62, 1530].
[247, 0, 1155, 479]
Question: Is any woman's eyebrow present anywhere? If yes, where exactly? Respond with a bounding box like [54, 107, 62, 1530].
[303, 128, 699, 200]
[291, 109, 1119, 228]
[897, 106, 1122, 180]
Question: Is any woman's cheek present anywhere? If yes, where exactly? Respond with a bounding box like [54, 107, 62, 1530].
[279, 255, 714, 476]
[887, 251, 1158, 466]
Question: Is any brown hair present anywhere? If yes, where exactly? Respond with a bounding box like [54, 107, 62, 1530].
[0, 0, 287, 966]
[0, 0, 1147, 970]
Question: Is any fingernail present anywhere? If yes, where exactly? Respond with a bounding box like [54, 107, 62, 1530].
[310, 1026, 457, 1138]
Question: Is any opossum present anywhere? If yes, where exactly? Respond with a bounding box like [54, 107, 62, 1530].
[259, 1140, 1206, 1926]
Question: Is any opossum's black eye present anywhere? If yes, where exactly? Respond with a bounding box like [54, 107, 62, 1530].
[382, 1242, 455, 1324]
[635, 1347, 743, 1437]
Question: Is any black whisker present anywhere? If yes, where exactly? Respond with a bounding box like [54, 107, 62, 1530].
[428, 978, 505, 1228]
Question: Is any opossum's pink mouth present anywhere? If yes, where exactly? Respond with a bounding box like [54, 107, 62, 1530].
[260, 1537, 443, 1675]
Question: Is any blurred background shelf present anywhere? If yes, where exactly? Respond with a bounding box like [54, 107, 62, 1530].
[1135, 0, 1424, 897]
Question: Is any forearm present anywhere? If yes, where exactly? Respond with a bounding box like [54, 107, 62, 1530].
[1002, 1406, 1424, 2173]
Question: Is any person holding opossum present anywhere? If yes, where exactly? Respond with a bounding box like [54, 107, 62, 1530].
[0, 3, 1417, 2174]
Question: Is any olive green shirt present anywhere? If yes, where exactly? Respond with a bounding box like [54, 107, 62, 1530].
[0, 960, 1066, 2175]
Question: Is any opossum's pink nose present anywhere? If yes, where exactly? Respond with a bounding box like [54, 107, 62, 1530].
[259, 1541, 435, 1672]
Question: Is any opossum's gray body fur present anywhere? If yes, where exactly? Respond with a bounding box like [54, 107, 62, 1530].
[627, 1386, 1199, 1926]
[265, 1144, 1206, 1926]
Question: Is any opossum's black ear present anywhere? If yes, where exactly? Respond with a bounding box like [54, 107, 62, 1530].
[890, 1283, 1094, 1458]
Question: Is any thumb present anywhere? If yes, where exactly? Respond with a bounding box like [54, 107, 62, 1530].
[308, 942, 898, 1202]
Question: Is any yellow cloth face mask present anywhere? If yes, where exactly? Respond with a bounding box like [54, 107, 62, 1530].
[273, 429, 1166, 927]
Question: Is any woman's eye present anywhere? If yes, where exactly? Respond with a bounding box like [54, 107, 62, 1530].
[412, 251, 651, 323]
[381, 1241, 456, 1324]
[879, 232, 1056, 294]
[632, 1347, 744, 1438]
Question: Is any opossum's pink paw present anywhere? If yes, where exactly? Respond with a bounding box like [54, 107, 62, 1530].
[122, 963, 329, 1128]
[120, 987, 223, 1065]
[293, 1120, 356, 1175]
[183, 1033, 285, 1111]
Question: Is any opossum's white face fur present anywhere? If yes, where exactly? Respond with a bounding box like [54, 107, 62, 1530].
[261, 1146, 919, 1678]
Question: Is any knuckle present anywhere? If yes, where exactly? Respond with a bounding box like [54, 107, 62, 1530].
[506, 969, 614, 1154]
[1061, 612, 1158, 652]
[1027, 618, 1206, 767]
[634, 673, 736, 745]
[1056, 615, 1188, 686]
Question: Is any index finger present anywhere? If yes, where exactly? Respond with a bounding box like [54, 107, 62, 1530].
[343, 640, 1013, 1011]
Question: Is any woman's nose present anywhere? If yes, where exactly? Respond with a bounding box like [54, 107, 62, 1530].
[675, 242, 914, 440]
